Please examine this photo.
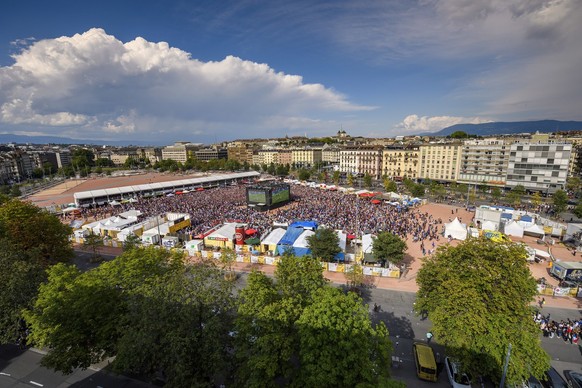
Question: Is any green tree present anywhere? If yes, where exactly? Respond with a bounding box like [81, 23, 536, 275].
[220, 247, 237, 281]
[432, 184, 446, 200]
[363, 173, 372, 189]
[383, 177, 397, 193]
[372, 232, 407, 267]
[344, 263, 365, 289]
[410, 183, 425, 198]
[306, 228, 341, 262]
[449, 130, 469, 139]
[332, 171, 340, 185]
[10, 185, 22, 197]
[24, 247, 234, 386]
[296, 287, 392, 387]
[415, 238, 550, 385]
[552, 189, 568, 216]
[122, 233, 142, 251]
[71, 149, 95, 170]
[491, 187, 502, 203]
[83, 231, 104, 263]
[531, 191, 542, 208]
[0, 199, 73, 264]
[507, 185, 526, 207]
[573, 202, 582, 219]
[298, 169, 311, 181]
[566, 177, 581, 193]
[347, 173, 354, 187]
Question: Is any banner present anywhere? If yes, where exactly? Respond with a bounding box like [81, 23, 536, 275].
[328, 263, 338, 272]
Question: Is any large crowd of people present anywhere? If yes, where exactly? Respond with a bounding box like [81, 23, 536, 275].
[79, 184, 444, 250]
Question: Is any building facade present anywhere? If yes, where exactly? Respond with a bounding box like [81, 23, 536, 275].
[506, 142, 572, 192]
[227, 145, 254, 165]
[458, 139, 510, 186]
[418, 143, 462, 182]
[339, 146, 383, 179]
[161, 142, 200, 163]
[195, 147, 228, 161]
[381, 147, 420, 181]
[291, 147, 322, 167]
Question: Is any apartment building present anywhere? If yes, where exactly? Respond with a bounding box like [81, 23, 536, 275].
[137, 147, 162, 164]
[195, 147, 228, 161]
[458, 139, 510, 186]
[227, 144, 254, 165]
[381, 147, 420, 181]
[506, 142, 572, 193]
[339, 146, 383, 179]
[257, 150, 278, 165]
[161, 142, 200, 163]
[277, 150, 292, 166]
[291, 147, 322, 168]
[110, 149, 139, 166]
[418, 143, 462, 182]
[322, 144, 341, 164]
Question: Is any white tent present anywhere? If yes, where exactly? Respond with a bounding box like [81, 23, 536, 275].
[503, 221, 524, 238]
[336, 230, 347, 252]
[361, 234, 374, 254]
[481, 220, 497, 231]
[261, 228, 286, 252]
[524, 224, 545, 237]
[444, 218, 467, 240]
[292, 230, 315, 256]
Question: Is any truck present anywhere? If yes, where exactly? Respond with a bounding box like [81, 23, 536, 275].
[550, 261, 582, 282]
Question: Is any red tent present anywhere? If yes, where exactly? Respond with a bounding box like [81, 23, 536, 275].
[245, 229, 257, 235]
[347, 234, 356, 240]
[175, 191, 183, 195]
[359, 192, 375, 198]
[196, 187, 204, 192]
[371, 199, 381, 204]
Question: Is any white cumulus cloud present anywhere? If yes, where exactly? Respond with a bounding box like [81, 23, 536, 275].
[0, 28, 371, 143]
[396, 114, 492, 134]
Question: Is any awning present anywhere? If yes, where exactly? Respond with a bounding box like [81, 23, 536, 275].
[244, 237, 260, 245]
[371, 199, 381, 204]
[196, 187, 204, 191]
[347, 233, 356, 239]
[245, 229, 257, 235]
[175, 191, 183, 195]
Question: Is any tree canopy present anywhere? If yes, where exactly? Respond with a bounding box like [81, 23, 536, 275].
[372, 232, 407, 267]
[307, 228, 341, 262]
[235, 255, 396, 387]
[24, 247, 235, 385]
[415, 238, 550, 385]
[552, 189, 568, 215]
[0, 199, 73, 343]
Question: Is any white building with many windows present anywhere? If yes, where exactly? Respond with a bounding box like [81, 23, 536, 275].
[506, 142, 572, 193]
[458, 139, 510, 187]
[339, 146, 383, 179]
[418, 143, 462, 182]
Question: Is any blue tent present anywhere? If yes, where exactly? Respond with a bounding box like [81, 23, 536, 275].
[289, 220, 318, 230]
[520, 215, 533, 222]
[501, 212, 512, 220]
[277, 227, 305, 255]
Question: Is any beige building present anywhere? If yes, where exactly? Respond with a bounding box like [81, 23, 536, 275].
[227, 144, 254, 165]
[339, 146, 383, 179]
[418, 143, 462, 182]
[110, 149, 139, 166]
[161, 142, 200, 163]
[381, 147, 420, 181]
[277, 150, 292, 166]
[322, 144, 341, 164]
[258, 150, 278, 165]
[137, 147, 162, 164]
[291, 147, 322, 167]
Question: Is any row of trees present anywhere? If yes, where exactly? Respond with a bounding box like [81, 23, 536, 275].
[23, 248, 403, 387]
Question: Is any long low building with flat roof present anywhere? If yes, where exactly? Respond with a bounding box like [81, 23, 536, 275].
[73, 171, 260, 206]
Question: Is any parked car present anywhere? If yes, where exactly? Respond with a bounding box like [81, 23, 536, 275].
[564, 370, 582, 388]
[444, 357, 472, 388]
[515, 368, 568, 388]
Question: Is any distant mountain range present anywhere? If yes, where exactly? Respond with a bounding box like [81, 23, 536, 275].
[427, 120, 582, 137]
[0, 133, 161, 146]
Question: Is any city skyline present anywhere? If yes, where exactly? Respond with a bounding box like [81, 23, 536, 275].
[0, 0, 581, 144]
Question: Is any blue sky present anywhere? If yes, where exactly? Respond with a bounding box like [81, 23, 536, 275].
[1, 0, 581, 145]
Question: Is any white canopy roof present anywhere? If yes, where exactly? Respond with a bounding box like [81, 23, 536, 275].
[444, 218, 467, 240]
[504, 220, 524, 237]
[293, 230, 315, 248]
[206, 223, 241, 240]
[524, 224, 545, 237]
[336, 230, 347, 251]
[261, 228, 286, 246]
[481, 220, 497, 231]
[362, 234, 375, 254]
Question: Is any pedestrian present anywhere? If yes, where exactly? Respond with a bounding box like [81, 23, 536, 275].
[538, 297, 545, 308]
[426, 331, 433, 344]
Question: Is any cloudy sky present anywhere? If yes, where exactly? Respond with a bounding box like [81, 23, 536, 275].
[0, 0, 581, 145]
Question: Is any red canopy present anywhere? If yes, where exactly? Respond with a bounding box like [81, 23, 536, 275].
[245, 229, 257, 235]
[196, 187, 204, 191]
[347, 234, 356, 239]
[175, 191, 183, 195]
[359, 192, 375, 198]
[371, 199, 381, 204]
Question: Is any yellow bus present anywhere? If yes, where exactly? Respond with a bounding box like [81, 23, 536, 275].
[413, 342, 438, 382]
